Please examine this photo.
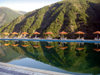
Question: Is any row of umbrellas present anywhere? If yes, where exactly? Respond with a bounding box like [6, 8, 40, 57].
[2, 31, 100, 39]
[2, 31, 100, 35]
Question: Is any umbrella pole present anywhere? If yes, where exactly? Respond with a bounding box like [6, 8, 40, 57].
[97, 34, 99, 40]
[61, 34, 64, 40]
[61, 34, 62, 40]
[79, 34, 80, 39]
[48, 35, 51, 39]
[48, 35, 50, 39]
[63, 35, 64, 40]
[24, 34, 26, 38]
[35, 35, 37, 38]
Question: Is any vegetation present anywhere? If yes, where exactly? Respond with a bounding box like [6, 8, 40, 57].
[0, 7, 23, 26]
[0, 0, 100, 39]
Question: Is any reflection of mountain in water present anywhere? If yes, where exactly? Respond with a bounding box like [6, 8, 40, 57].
[0, 42, 25, 62]
[0, 41, 100, 74]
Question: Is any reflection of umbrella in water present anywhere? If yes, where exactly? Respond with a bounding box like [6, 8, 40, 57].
[4, 43, 10, 46]
[45, 46, 54, 49]
[94, 49, 100, 52]
[76, 48, 84, 51]
[33, 32, 40, 38]
[33, 45, 40, 48]
[59, 46, 68, 50]
[75, 31, 85, 39]
[22, 45, 29, 47]
[93, 31, 100, 40]
[12, 44, 19, 47]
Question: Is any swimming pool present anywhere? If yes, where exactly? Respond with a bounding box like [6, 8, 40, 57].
[0, 38, 100, 43]
[0, 40, 100, 75]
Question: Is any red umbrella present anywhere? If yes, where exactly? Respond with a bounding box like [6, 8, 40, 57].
[12, 32, 18, 35]
[75, 31, 85, 39]
[21, 32, 28, 38]
[45, 32, 53, 35]
[45, 32, 53, 39]
[33, 32, 40, 35]
[22, 32, 28, 35]
[60, 31, 68, 35]
[93, 31, 100, 39]
[3, 32, 9, 35]
[33, 32, 40, 38]
[60, 31, 68, 39]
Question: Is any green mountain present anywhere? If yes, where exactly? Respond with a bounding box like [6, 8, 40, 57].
[0, 0, 100, 39]
[0, 7, 23, 26]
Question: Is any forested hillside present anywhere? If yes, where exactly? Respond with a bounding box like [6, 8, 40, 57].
[0, 0, 100, 39]
[0, 7, 23, 26]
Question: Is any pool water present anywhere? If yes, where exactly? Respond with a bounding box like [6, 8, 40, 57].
[0, 40, 100, 75]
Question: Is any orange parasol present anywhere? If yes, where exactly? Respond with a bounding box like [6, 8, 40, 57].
[93, 31, 100, 34]
[12, 32, 18, 35]
[33, 32, 40, 38]
[75, 31, 85, 39]
[45, 32, 53, 39]
[45, 32, 53, 35]
[75, 31, 85, 35]
[22, 32, 28, 35]
[93, 31, 100, 39]
[33, 32, 40, 35]
[3, 32, 9, 35]
[60, 31, 68, 35]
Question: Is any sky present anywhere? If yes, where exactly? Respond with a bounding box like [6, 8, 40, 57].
[0, 0, 61, 12]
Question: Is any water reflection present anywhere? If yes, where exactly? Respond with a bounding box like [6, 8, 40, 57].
[0, 40, 100, 74]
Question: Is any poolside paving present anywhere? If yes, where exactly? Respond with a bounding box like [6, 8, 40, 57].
[0, 62, 69, 75]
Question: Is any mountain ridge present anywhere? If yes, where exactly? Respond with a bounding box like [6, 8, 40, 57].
[0, 0, 100, 39]
[0, 7, 24, 26]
